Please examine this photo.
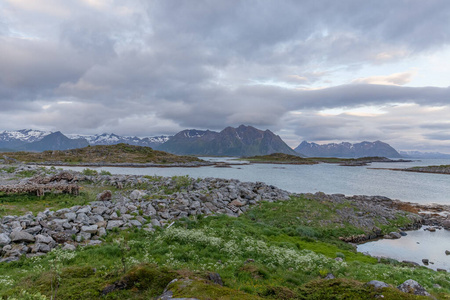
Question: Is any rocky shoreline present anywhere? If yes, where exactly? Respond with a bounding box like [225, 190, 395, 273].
[0, 165, 449, 265]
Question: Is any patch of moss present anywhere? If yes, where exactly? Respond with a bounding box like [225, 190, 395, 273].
[169, 278, 263, 300]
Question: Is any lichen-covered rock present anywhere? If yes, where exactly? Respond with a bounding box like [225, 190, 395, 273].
[397, 279, 430, 296]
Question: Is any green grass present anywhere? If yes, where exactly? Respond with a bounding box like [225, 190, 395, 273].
[0, 187, 107, 217]
[1, 200, 448, 299]
[0, 186, 447, 299]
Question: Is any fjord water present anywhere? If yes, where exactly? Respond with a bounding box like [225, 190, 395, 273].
[64, 158, 450, 205]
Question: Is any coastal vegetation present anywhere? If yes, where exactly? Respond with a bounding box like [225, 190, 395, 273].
[0, 168, 448, 299]
[1, 144, 203, 165]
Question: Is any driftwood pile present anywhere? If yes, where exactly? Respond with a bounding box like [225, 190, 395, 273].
[0, 171, 79, 196]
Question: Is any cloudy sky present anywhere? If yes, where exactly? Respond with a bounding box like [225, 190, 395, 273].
[1, 1, 450, 152]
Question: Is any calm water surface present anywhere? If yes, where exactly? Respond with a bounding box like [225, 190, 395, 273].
[357, 227, 450, 271]
[62, 158, 450, 205]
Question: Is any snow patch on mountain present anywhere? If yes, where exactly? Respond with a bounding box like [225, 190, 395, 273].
[0, 129, 51, 142]
[67, 133, 170, 146]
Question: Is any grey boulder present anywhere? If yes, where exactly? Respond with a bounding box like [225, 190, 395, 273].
[10, 231, 35, 243]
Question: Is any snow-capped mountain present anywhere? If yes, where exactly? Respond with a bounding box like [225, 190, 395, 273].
[0, 129, 171, 152]
[67, 133, 170, 148]
[0, 129, 51, 143]
[0, 129, 51, 150]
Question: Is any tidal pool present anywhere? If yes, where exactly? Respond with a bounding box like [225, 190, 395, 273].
[357, 227, 450, 271]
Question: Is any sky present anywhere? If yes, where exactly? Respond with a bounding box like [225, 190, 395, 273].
[1, 0, 450, 153]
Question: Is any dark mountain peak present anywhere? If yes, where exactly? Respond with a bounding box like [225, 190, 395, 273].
[220, 126, 236, 134]
[160, 125, 297, 157]
[175, 129, 217, 139]
[50, 131, 64, 137]
[237, 124, 254, 130]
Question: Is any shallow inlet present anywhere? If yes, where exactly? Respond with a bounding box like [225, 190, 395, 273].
[357, 227, 450, 271]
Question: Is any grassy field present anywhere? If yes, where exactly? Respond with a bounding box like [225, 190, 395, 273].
[0, 180, 448, 299]
[1, 144, 203, 164]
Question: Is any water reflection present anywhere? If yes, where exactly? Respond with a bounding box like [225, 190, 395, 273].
[357, 227, 450, 271]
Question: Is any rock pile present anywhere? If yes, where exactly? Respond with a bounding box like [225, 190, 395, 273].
[0, 174, 290, 262]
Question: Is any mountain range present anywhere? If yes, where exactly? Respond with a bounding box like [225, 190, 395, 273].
[67, 133, 169, 148]
[0, 130, 170, 152]
[1, 127, 437, 159]
[399, 151, 450, 159]
[158, 125, 299, 157]
[294, 141, 402, 158]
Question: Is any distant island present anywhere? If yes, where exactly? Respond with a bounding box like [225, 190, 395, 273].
[374, 164, 450, 175]
[244, 153, 411, 166]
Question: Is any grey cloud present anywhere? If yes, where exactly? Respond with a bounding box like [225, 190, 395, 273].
[290, 84, 450, 109]
[1, 1, 450, 153]
[60, 19, 117, 62]
[420, 123, 450, 130]
[379, 125, 412, 131]
[423, 132, 450, 140]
